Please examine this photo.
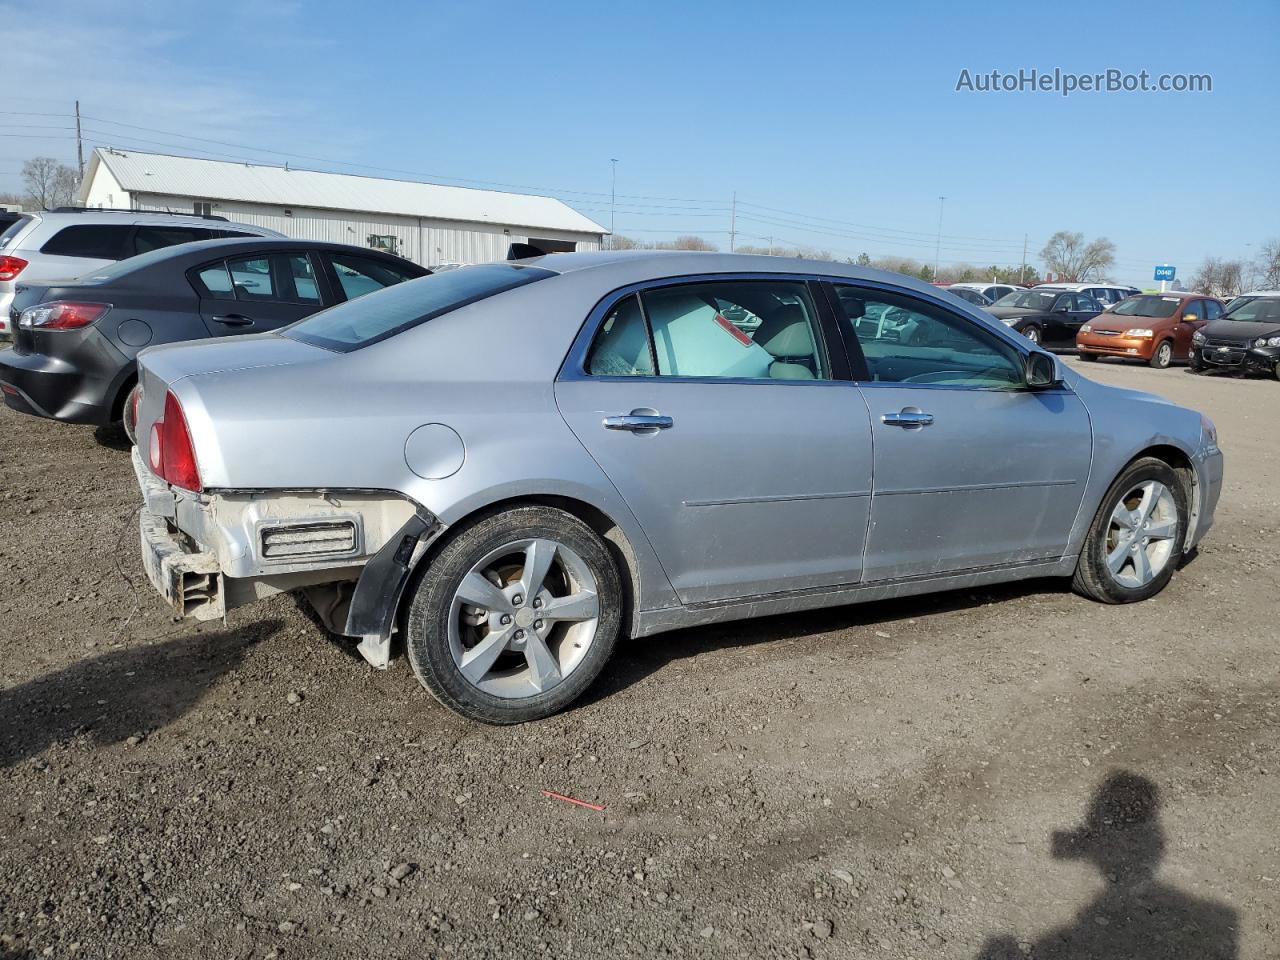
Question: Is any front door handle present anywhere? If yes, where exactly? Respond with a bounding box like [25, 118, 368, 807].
[882, 408, 934, 428]
[603, 413, 674, 432]
[211, 313, 254, 327]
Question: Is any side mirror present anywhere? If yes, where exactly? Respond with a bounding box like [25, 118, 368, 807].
[1024, 352, 1061, 389]
[1054, 304, 1071, 313]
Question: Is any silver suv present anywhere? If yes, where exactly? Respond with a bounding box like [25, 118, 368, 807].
[0, 210, 282, 337]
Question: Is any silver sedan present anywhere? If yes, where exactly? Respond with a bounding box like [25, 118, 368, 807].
[131, 252, 1223, 723]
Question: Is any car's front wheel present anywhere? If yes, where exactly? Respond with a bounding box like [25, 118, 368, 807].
[1148, 340, 1174, 369]
[405, 506, 622, 724]
[1021, 325, 1042, 345]
[1072, 457, 1187, 604]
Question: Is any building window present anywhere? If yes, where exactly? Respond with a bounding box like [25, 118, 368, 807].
[193, 201, 213, 217]
[367, 234, 398, 255]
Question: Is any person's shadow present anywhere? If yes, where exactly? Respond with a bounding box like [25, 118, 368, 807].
[979, 771, 1238, 959]
[0, 621, 278, 769]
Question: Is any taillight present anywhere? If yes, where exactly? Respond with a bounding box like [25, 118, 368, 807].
[152, 390, 202, 492]
[18, 301, 111, 331]
[0, 256, 26, 281]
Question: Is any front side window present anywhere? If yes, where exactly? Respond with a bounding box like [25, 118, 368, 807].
[40, 224, 133, 260]
[1076, 295, 1104, 312]
[584, 280, 829, 381]
[330, 253, 418, 301]
[284, 263, 554, 352]
[833, 285, 1024, 388]
[1202, 299, 1223, 320]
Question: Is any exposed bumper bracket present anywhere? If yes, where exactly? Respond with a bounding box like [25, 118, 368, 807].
[344, 513, 438, 644]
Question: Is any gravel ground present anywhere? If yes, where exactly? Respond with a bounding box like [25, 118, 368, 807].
[1, 359, 1277, 960]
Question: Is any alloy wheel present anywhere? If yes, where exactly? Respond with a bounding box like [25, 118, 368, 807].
[1155, 342, 1172, 368]
[1024, 327, 1041, 344]
[447, 538, 600, 699]
[1104, 480, 1179, 588]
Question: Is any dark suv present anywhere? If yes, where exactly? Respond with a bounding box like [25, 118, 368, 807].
[1, 238, 427, 435]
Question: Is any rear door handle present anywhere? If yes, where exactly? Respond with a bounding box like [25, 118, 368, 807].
[882, 408, 934, 428]
[603, 414, 673, 432]
[211, 314, 254, 327]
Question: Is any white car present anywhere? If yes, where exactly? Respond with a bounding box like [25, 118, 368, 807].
[948, 281, 1024, 303]
[1034, 282, 1140, 308]
[0, 210, 281, 337]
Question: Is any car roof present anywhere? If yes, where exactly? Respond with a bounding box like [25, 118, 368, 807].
[511, 249, 981, 299]
[124, 236, 415, 260]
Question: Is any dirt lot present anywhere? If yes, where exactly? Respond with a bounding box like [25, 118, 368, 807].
[1, 359, 1277, 960]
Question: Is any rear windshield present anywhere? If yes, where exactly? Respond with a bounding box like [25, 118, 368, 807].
[1111, 295, 1181, 318]
[283, 263, 555, 352]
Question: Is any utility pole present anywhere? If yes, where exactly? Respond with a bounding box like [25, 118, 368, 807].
[768, 236, 774, 256]
[75, 100, 84, 186]
[729, 192, 737, 253]
[609, 158, 618, 250]
[933, 196, 946, 280]
[1020, 233, 1028, 284]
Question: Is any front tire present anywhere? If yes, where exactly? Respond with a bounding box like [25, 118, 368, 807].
[1022, 325, 1042, 346]
[1072, 458, 1187, 604]
[1148, 340, 1173, 369]
[405, 506, 622, 724]
[1078, 351, 1098, 362]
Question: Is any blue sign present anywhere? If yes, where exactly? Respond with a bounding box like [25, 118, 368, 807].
[1154, 265, 1176, 281]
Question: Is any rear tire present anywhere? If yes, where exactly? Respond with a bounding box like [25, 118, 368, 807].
[121, 383, 142, 446]
[405, 506, 622, 724]
[1148, 340, 1173, 369]
[1072, 458, 1187, 604]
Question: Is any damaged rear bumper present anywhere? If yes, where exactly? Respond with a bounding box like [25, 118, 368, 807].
[139, 507, 226, 620]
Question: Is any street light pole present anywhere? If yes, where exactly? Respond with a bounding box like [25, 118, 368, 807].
[934, 196, 946, 280]
[609, 158, 618, 250]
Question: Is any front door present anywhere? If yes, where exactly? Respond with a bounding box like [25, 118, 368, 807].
[829, 283, 1093, 581]
[195, 252, 326, 337]
[1173, 299, 1211, 357]
[555, 278, 874, 605]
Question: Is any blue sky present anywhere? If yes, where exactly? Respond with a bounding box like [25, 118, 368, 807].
[6, 0, 1277, 285]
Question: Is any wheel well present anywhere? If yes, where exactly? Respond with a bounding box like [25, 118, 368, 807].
[109, 371, 138, 422]
[407, 495, 641, 638]
[1128, 444, 1196, 537]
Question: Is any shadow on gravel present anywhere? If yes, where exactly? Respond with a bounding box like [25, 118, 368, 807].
[0, 620, 279, 769]
[92, 424, 131, 451]
[978, 771, 1238, 959]
[589, 577, 1067, 704]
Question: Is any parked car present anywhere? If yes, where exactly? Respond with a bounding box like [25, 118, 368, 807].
[949, 281, 1023, 302]
[1189, 290, 1280, 378]
[942, 285, 994, 307]
[0, 238, 426, 435]
[0, 209, 283, 338]
[987, 289, 1106, 347]
[1076, 292, 1225, 368]
[126, 252, 1222, 724]
[1035, 282, 1141, 308]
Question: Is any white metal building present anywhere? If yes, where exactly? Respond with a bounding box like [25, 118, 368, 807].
[78, 148, 605, 268]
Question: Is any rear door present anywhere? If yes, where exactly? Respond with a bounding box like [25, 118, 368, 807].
[555, 275, 873, 605]
[829, 282, 1092, 580]
[194, 251, 328, 336]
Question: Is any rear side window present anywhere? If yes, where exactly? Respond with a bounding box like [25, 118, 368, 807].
[133, 225, 215, 255]
[0, 215, 32, 250]
[284, 263, 554, 352]
[329, 253, 419, 301]
[40, 224, 133, 260]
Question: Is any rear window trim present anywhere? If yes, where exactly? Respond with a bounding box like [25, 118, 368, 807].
[283, 263, 556, 353]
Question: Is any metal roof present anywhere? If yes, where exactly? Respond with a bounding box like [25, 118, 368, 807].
[86, 149, 606, 236]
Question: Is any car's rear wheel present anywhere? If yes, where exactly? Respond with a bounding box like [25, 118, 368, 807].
[1148, 340, 1174, 369]
[1072, 458, 1187, 604]
[121, 383, 142, 446]
[1022, 325, 1042, 345]
[405, 506, 622, 724]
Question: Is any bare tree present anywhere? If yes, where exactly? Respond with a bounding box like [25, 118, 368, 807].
[608, 234, 645, 250]
[21, 157, 79, 210]
[1191, 257, 1247, 298]
[1256, 238, 1280, 290]
[1039, 231, 1116, 282]
[654, 235, 718, 252]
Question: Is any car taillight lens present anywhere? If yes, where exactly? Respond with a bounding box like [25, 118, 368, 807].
[18, 301, 111, 330]
[152, 390, 202, 492]
[0, 255, 27, 281]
